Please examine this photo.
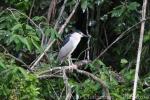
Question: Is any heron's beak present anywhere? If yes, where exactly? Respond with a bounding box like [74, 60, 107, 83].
[82, 34, 90, 38]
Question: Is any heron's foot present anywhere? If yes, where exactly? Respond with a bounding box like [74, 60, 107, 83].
[68, 63, 77, 72]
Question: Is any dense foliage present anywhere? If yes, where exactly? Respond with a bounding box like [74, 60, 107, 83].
[0, 0, 150, 99]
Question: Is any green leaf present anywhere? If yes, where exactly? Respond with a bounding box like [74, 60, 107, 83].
[0, 17, 6, 23]
[11, 23, 22, 31]
[0, 61, 5, 68]
[45, 28, 51, 36]
[17, 35, 32, 51]
[9, 34, 17, 44]
[32, 16, 46, 22]
[31, 37, 40, 50]
[50, 28, 58, 40]
[111, 93, 124, 99]
[144, 32, 150, 43]
[95, 0, 104, 5]
[26, 24, 34, 30]
[81, 0, 88, 12]
[111, 7, 125, 17]
[97, 60, 105, 66]
[128, 2, 140, 11]
[120, 59, 128, 64]
[17, 67, 29, 79]
[30, 35, 40, 41]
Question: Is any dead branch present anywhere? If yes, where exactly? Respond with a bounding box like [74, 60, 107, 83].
[54, 0, 68, 29]
[28, 0, 35, 23]
[86, 8, 91, 60]
[58, 0, 80, 34]
[38, 74, 63, 79]
[132, 0, 147, 100]
[38, 60, 90, 76]
[47, 0, 57, 23]
[63, 69, 72, 100]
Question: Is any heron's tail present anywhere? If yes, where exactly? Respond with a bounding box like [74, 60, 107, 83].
[57, 56, 64, 65]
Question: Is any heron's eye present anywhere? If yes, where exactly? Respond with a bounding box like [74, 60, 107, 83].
[80, 32, 83, 35]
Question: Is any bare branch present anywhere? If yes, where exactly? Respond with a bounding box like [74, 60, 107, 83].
[132, 0, 148, 100]
[38, 60, 90, 76]
[54, 0, 68, 29]
[58, 0, 80, 34]
[86, 8, 91, 60]
[47, 0, 57, 23]
[63, 69, 72, 100]
[28, 0, 35, 23]
[38, 74, 63, 79]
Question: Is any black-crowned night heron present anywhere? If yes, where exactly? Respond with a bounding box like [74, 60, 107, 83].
[57, 31, 88, 65]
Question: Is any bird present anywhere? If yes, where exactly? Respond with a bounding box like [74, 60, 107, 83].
[57, 30, 88, 65]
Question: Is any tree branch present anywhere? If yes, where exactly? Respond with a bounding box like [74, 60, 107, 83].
[54, 0, 68, 29]
[38, 60, 90, 76]
[27, 0, 35, 23]
[63, 69, 72, 100]
[47, 0, 57, 23]
[132, 0, 148, 100]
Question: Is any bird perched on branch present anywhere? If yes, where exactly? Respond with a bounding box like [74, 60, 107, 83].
[57, 30, 88, 65]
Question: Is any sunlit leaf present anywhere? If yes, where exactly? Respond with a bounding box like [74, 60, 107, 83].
[120, 59, 128, 64]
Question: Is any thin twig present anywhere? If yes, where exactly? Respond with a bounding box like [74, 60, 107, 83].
[77, 47, 91, 59]
[103, 25, 109, 46]
[58, 86, 66, 100]
[50, 83, 60, 100]
[86, 8, 91, 60]
[132, 0, 147, 100]
[28, 0, 35, 23]
[38, 23, 46, 47]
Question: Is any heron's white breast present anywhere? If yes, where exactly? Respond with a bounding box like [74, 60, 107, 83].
[70, 36, 81, 48]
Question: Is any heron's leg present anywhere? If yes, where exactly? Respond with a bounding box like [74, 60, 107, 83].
[67, 58, 71, 66]
[70, 55, 73, 65]
[68, 55, 72, 66]
[68, 55, 77, 71]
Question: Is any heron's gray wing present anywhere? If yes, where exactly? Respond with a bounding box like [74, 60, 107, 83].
[58, 40, 74, 62]
[62, 34, 71, 47]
